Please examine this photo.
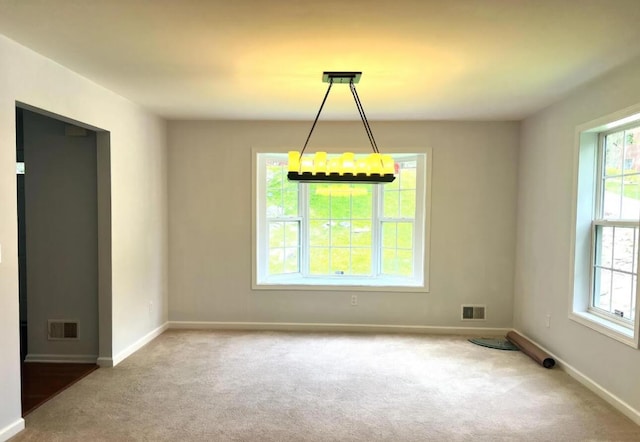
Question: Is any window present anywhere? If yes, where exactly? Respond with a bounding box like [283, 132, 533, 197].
[592, 125, 640, 326]
[571, 107, 640, 347]
[254, 151, 430, 291]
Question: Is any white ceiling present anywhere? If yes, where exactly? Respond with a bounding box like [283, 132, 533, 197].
[1, 0, 639, 120]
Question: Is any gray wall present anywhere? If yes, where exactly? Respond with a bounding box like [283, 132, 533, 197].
[515, 55, 640, 415]
[168, 120, 519, 328]
[0, 34, 168, 439]
[23, 109, 98, 361]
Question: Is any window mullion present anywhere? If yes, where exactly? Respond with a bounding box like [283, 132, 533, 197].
[300, 183, 310, 276]
[620, 135, 627, 217]
[594, 219, 640, 228]
[349, 191, 353, 274]
[595, 133, 605, 219]
[607, 227, 616, 315]
[631, 227, 638, 316]
[372, 184, 381, 276]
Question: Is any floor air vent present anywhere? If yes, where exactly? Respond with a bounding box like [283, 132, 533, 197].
[462, 305, 486, 320]
[48, 320, 79, 340]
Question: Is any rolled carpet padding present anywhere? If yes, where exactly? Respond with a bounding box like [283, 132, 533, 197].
[506, 331, 555, 369]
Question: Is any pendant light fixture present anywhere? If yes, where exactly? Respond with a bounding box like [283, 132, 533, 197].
[288, 71, 396, 183]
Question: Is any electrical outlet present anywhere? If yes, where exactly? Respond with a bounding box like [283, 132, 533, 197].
[149, 301, 153, 314]
[351, 295, 358, 306]
[545, 314, 551, 328]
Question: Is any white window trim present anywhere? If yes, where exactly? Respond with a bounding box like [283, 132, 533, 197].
[570, 104, 640, 348]
[251, 147, 432, 293]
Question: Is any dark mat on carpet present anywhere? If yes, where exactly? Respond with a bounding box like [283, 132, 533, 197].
[468, 337, 519, 351]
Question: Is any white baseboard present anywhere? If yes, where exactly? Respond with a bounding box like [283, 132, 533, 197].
[24, 354, 97, 364]
[0, 418, 24, 442]
[513, 329, 640, 426]
[111, 322, 169, 367]
[168, 321, 511, 336]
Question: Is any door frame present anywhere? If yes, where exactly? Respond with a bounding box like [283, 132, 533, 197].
[16, 102, 113, 365]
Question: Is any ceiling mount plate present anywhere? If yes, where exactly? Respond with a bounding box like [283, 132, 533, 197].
[322, 71, 362, 84]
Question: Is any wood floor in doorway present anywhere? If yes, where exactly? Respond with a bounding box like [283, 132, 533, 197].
[21, 362, 98, 416]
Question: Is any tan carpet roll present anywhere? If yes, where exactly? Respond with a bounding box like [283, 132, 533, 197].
[506, 331, 555, 369]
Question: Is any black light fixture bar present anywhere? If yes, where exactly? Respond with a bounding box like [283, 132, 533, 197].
[288, 172, 395, 183]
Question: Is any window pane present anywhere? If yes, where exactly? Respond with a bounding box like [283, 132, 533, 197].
[308, 180, 375, 277]
[386, 174, 400, 190]
[602, 178, 622, 219]
[266, 158, 298, 218]
[351, 221, 371, 246]
[624, 174, 640, 199]
[284, 248, 299, 273]
[351, 248, 372, 275]
[604, 131, 624, 176]
[624, 127, 640, 174]
[351, 185, 372, 219]
[381, 249, 397, 274]
[383, 189, 399, 218]
[282, 189, 298, 216]
[266, 163, 284, 185]
[269, 248, 284, 275]
[400, 190, 416, 218]
[382, 223, 397, 248]
[331, 195, 350, 219]
[383, 222, 413, 250]
[612, 226, 636, 273]
[397, 223, 413, 249]
[309, 247, 329, 274]
[309, 189, 330, 218]
[268, 221, 298, 275]
[284, 222, 299, 248]
[397, 249, 413, 276]
[621, 176, 640, 219]
[611, 271, 633, 319]
[382, 247, 413, 276]
[594, 268, 612, 312]
[595, 226, 613, 268]
[269, 222, 284, 248]
[266, 189, 283, 217]
[331, 222, 350, 247]
[399, 161, 417, 190]
[330, 248, 349, 274]
[310, 220, 329, 247]
[385, 162, 417, 219]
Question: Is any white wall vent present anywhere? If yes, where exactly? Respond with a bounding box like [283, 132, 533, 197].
[461, 305, 486, 320]
[48, 320, 79, 340]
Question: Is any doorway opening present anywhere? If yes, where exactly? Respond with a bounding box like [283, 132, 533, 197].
[16, 105, 112, 416]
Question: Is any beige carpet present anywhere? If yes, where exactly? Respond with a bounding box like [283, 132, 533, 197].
[11, 330, 640, 441]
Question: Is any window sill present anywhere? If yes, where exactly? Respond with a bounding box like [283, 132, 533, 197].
[569, 311, 638, 348]
[254, 275, 428, 293]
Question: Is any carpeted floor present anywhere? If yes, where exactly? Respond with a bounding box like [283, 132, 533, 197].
[11, 330, 640, 441]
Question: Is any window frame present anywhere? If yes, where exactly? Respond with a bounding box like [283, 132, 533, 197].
[589, 125, 640, 328]
[252, 147, 432, 292]
[570, 105, 640, 348]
